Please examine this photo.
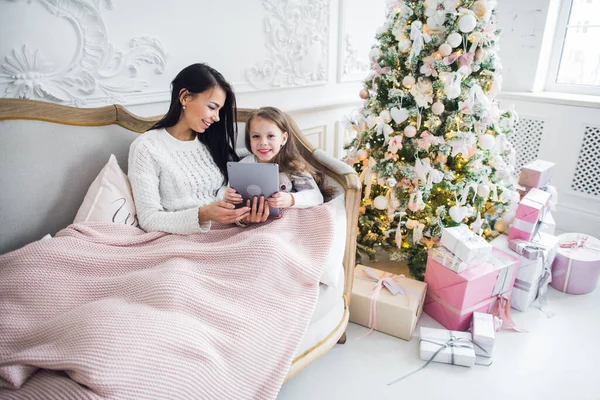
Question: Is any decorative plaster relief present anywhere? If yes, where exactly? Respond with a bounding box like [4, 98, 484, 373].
[0, 0, 167, 105]
[245, 0, 330, 90]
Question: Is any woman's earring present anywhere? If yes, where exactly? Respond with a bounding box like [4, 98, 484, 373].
[182, 105, 186, 110]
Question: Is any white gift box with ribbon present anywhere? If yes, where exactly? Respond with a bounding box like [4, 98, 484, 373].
[419, 327, 475, 367]
[518, 159, 555, 188]
[440, 224, 492, 264]
[471, 312, 495, 357]
[492, 233, 559, 313]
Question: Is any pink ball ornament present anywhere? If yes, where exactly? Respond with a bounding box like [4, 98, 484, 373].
[431, 102, 445, 115]
[475, 48, 486, 61]
[403, 75, 415, 88]
[404, 125, 417, 138]
[357, 149, 368, 160]
[439, 43, 452, 57]
[359, 88, 369, 99]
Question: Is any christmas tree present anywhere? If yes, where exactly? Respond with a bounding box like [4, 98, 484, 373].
[343, 0, 520, 280]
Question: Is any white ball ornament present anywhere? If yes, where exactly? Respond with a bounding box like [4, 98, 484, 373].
[479, 134, 496, 150]
[447, 32, 462, 48]
[439, 43, 452, 57]
[380, 109, 392, 123]
[403, 75, 415, 88]
[404, 125, 417, 138]
[432, 102, 445, 115]
[356, 149, 368, 160]
[373, 195, 389, 210]
[458, 14, 477, 33]
[477, 184, 491, 198]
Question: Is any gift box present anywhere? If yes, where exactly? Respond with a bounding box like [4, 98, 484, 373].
[471, 312, 495, 358]
[508, 188, 551, 242]
[429, 246, 471, 273]
[550, 233, 600, 295]
[419, 327, 475, 367]
[440, 225, 492, 264]
[518, 160, 555, 188]
[539, 211, 556, 235]
[492, 233, 559, 312]
[424, 248, 519, 331]
[349, 265, 427, 340]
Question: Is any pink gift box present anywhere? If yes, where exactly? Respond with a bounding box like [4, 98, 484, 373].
[508, 188, 551, 242]
[424, 248, 519, 331]
[550, 233, 600, 295]
[518, 160, 555, 188]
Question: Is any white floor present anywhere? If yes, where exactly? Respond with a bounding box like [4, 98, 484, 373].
[279, 285, 600, 400]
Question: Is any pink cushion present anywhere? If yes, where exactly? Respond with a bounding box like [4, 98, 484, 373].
[74, 154, 138, 226]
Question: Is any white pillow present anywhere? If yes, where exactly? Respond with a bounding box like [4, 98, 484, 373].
[74, 154, 138, 226]
[320, 194, 346, 288]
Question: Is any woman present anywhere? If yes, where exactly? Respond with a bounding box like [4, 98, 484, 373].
[128, 63, 270, 234]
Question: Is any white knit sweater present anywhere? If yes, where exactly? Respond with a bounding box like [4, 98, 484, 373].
[128, 128, 225, 234]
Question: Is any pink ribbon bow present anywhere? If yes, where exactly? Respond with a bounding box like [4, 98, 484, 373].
[355, 267, 419, 337]
[371, 63, 391, 90]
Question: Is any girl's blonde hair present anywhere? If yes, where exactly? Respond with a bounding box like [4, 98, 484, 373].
[244, 107, 334, 199]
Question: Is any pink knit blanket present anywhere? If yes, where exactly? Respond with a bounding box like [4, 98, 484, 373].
[0, 203, 335, 399]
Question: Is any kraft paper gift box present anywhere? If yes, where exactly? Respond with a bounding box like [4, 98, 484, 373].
[493, 233, 559, 312]
[349, 265, 427, 340]
[471, 312, 495, 358]
[440, 225, 492, 264]
[419, 327, 475, 367]
[424, 248, 519, 331]
[508, 188, 551, 242]
[551, 233, 600, 295]
[518, 159, 555, 188]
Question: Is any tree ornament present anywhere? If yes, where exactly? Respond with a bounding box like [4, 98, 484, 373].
[403, 75, 415, 88]
[479, 134, 495, 150]
[374, 195, 388, 210]
[458, 14, 477, 33]
[391, 107, 409, 124]
[431, 101, 445, 115]
[477, 184, 490, 198]
[356, 149, 368, 160]
[495, 220, 508, 233]
[404, 125, 417, 138]
[359, 88, 369, 99]
[449, 205, 468, 223]
[439, 43, 452, 57]
[447, 32, 462, 48]
[380, 109, 392, 123]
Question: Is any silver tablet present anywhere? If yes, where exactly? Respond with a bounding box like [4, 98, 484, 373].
[227, 162, 280, 217]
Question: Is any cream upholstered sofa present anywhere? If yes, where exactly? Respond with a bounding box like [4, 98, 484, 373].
[0, 98, 361, 381]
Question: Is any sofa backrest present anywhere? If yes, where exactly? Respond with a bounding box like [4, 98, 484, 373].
[0, 100, 341, 255]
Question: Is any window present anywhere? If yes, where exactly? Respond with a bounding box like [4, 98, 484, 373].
[546, 0, 600, 96]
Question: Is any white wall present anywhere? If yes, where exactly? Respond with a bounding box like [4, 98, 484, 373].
[1, 0, 598, 236]
[0, 0, 388, 158]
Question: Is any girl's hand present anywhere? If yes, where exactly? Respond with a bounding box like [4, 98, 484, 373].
[198, 201, 249, 224]
[223, 187, 243, 204]
[243, 196, 270, 224]
[268, 192, 295, 208]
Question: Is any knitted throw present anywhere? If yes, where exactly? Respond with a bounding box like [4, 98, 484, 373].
[0, 203, 335, 400]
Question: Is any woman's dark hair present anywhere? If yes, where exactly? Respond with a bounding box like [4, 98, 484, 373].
[149, 63, 239, 179]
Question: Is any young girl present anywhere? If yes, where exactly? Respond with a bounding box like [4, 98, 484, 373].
[223, 107, 328, 213]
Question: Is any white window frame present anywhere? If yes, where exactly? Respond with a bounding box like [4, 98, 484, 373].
[545, 0, 600, 96]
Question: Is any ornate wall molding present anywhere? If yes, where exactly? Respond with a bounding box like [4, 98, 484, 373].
[303, 125, 327, 151]
[0, 0, 167, 105]
[245, 0, 330, 90]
